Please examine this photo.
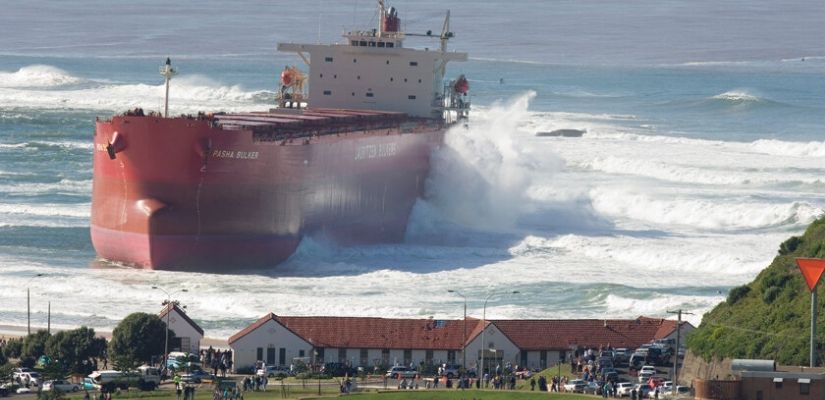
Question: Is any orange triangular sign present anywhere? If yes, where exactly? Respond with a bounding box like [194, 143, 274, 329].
[796, 258, 825, 292]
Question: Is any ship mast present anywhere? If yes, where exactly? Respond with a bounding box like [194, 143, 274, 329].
[159, 58, 177, 118]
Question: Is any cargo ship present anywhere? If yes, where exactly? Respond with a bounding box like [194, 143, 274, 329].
[90, 2, 470, 270]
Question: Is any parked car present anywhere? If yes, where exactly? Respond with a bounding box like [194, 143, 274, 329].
[440, 364, 462, 378]
[180, 369, 213, 383]
[613, 348, 630, 366]
[582, 380, 605, 395]
[563, 379, 587, 393]
[385, 366, 417, 379]
[632, 383, 651, 398]
[323, 362, 357, 377]
[639, 365, 656, 375]
[616, 382, 634, 397]
[81, 377, 99, 391]
[42, 380, 80, 392]
[256, 365, 292, 378]
[13, 372, 41, 387]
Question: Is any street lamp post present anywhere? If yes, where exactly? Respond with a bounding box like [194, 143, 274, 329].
[447, 290, 467, 371]
[25, 273, 45, 335]
[152, 286, 188, 376]
[480, 290, 519, 389]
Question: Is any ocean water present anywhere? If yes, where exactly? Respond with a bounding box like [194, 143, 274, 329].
[1, 0, 824, 339]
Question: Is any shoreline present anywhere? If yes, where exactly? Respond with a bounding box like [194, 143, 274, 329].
[0, 324, 229, 348]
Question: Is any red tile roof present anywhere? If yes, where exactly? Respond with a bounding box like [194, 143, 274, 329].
[159, 303, 204, 336]
[228, 314, 691, 351]
[228, 313, 483, 349]
[493, 317, 686, 350]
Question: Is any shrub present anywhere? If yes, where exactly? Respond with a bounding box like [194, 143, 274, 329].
[727, 285, 751, 305]
[779, 236, 801, 255]
[763, 287, 781, 304]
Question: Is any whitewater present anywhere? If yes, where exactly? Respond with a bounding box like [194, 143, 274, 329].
[1, 0, 825, 339]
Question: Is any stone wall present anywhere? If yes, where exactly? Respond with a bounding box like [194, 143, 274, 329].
[680, 349, 735, 383]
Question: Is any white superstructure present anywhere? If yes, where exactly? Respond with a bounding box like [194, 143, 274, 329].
[277, 1, 469, 119]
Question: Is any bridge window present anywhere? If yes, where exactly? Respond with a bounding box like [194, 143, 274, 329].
[378, 42, 385, 48]
[366, 93, 374, 97]
[369, 41, 376, 47]
[350, 40, 358, 46]
[408, 95, 416, 100]
[387, 42, 394, 48]
[359, 41, 367, 46]
[323, 90, 332, 95]
[409, 61, 418, 66]
[325, 57, 333, 62]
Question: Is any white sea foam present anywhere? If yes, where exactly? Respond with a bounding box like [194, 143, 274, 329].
[749, 139, 825, 158]
[589, 187, 822, 231]
[0, 67, 273, 113]
[711, 90, 762, 102]
[0, 65, 85, 88]
[604, 294, 722, 326]
[0, 203, 90, 219]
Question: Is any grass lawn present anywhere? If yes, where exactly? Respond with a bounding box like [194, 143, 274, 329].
[305, 391, 594, 400]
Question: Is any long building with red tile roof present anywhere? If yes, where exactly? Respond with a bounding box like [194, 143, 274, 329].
[227, 313, 692, 373]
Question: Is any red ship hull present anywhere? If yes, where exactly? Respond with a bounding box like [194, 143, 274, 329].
[91, 112, 444, 270]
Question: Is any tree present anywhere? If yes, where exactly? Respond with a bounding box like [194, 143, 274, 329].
[0, 348, 6, 366]
[21, 330, 51, 367]
[109, 313, 172, 370]
[2, 338, 22, 359]
[45, 327, 107, 375]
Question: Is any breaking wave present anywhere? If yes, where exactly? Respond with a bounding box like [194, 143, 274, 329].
[0, 65, 85, 88]
[0, 65, 274, 113]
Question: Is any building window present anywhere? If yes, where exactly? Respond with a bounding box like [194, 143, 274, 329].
[323, 90, 332, 95]
[382, 349, 390, 364]
[257, 348, 264, 362]
[316, 348, 325, 362]
[775, 381, 783, 389]
[325, 57, 333, 62]
[520, 350, 528, 367]
[390, 77, 394, 82]
[338, 348, 347, 363]
[353, 58, 357, 63]
[299, 350, 305, 358]
[539, 351, 547, 369]
[366, 92, 374, 97]
[425, 350, 434, 363]
[386, 60, 390, 65]
[360, 349, 368, 366]
[418, 79, 422, 83]
[351, 92, 355, 96]
[378, 42, 385, 48]
[357, 75, 361, 80]
[267, 347, 276, 365]
[369, 41, 376, 47]
[756, 390, 763, 400]
[333, 74, 337, 79]
[359, 41, 367, 46]
[447, 350, 455, 363]
[279, 348, 286, 365]
[403, 350, 412, 365]
[408, 95, 416, 100]
[319, 73, 323, 78]
[409, 61, 418, 66]
[351, 40, 358, 46]
[404, 78, 407, 82]
[387, 42, 394, 48]
[800, 383, 810, 395]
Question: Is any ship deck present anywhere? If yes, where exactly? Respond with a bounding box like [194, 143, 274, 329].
[211, 108, 430, 142]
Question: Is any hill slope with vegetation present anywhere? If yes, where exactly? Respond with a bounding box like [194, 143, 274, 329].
[687, 217, 825, 365]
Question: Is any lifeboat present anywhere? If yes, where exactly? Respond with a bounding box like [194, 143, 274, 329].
[453, 74, 469, 95]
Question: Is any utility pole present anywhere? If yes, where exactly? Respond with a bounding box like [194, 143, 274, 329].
[666, 309, 693, 386]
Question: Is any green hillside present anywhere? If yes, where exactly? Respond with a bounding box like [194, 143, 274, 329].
[687, 217, 825, 365]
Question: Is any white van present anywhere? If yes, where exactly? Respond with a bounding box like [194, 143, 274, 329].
[88, 366, 160, 390]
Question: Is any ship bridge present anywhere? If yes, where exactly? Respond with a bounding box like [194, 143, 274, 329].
[277, 1, 468, 121]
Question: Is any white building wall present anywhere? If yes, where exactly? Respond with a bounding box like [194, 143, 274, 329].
[165, 309, 203, 354]
[388, 349, 405, 366]
[229, 319, 313, 372]
[526, 351, 541, 370]
[464, 324, 520, 374]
